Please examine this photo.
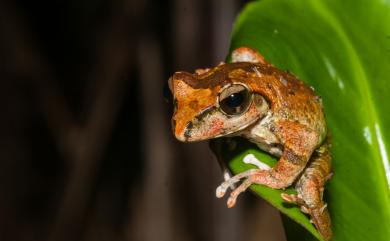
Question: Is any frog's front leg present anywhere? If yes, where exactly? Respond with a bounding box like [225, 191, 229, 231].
[216, 121, 319, 207]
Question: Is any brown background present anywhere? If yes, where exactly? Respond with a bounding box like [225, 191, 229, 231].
[0, 0, 286, 240]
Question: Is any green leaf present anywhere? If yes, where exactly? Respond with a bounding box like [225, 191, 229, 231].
[222, 0, 390, 240]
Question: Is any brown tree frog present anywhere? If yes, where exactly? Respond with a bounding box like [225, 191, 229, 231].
[168, 47, 333, 240]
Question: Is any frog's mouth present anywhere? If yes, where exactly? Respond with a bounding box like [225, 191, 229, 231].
[177, 105, 262, 142]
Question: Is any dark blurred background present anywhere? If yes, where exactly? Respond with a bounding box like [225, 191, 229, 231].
[0, 0, 286, 240]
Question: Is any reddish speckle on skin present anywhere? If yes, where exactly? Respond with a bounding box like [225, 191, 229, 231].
[212, 119, 224, 130]
[203, 119, 224, 136]
[247, 105, 257, 115]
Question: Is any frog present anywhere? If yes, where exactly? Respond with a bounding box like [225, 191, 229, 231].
[168, 47, 333, 240]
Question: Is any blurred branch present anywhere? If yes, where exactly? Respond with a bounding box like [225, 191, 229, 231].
[49, 6, 134, 239]
[0, 0, 135, 240]
[0, 1, 76, 157]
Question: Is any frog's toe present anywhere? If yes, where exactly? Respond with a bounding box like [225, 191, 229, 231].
[301, 206, 310, 214]
[281, 193, 305, 205]
[281, 193, 297, 203]
[227, 196, 237, 208]
[216, 185, 228, 198]
[216, 169, 260, 202]
[227, 179, 252, 208]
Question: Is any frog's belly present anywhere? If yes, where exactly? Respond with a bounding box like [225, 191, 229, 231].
[242, 122, 283, 157]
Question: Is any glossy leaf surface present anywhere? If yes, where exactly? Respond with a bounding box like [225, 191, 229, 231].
[222, 0, 390, 240]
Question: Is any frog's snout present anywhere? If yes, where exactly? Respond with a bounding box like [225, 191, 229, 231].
[181, 122, 194, 142]
[172, 118, 193, 142]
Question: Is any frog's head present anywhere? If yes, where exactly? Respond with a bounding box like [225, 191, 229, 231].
[168, 47, 270, 142]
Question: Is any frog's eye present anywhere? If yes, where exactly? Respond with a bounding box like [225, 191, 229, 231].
[218, 84, 251, 116]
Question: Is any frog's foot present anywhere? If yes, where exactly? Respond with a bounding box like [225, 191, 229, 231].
[217, 153, 281, 207]
[281, 193, 303, 204]
[281, 193, 310, 214]
[216, 169, 259, 199]
[281, 186, 332, 240]
[195, 68, 210, 75]
[231, 47, 267, 64]
[216, 168, 278, 208]
[216, 154, 270, 203]
[281, 193, 331, 239]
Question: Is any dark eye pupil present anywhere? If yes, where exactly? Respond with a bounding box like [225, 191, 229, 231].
[226, 93, 244, 108]
[219, 88, 250, 115]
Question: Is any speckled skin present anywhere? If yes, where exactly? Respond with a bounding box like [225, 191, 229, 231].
[169, 47, 332, 240]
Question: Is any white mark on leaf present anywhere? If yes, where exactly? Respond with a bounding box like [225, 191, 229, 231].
[323, 57, 345, 90]
[243, 154, 271, 170]
[375, 124, 390, 188]
[363, 126, 372, 145]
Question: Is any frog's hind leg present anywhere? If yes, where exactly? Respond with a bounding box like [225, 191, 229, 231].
[282, 142, 333, 240]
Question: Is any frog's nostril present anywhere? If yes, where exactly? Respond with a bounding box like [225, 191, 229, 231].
[184, 122, 193, 139]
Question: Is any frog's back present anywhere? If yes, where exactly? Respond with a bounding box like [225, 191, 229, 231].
[178, 62, 327, 143]
[245, 64, 327, 142]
